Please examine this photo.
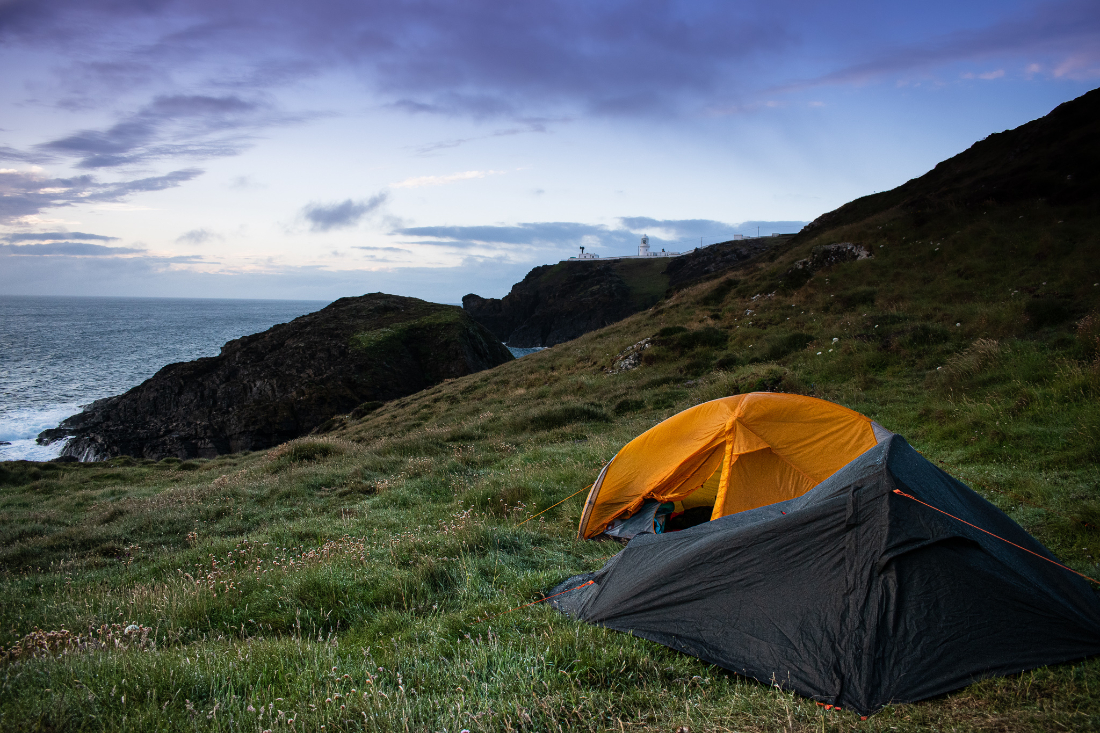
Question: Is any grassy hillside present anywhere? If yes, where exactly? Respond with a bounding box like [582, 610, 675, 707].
[2, 94, 1100, 730]
[609, 258, 670, 310]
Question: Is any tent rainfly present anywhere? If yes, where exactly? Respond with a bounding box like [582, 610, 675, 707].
[577, 392, 891, 540]
[553, 412, 1100, 714]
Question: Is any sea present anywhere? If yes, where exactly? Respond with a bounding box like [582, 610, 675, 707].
[0, 295, 539, 462]
[0, 296, 329, 462]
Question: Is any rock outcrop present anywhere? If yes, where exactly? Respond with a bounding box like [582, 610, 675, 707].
[664, 236, 787, 290]
[463, 260, 661, 347]
[464, 239, 791, 347]
[38, 294, 513, 461]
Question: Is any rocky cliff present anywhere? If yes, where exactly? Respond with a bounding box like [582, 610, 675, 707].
[463, 259, 669, 347]
[464, 239, 790, 347]
[663, 235, 790, 290]
[38, 294, 513, 461]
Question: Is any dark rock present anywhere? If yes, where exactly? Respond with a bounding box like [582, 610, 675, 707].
[464, 260, 656, 347]
[0, 441, 10, 446]
[784, 242, 872, 285]
[664, 236, 785, 291]
[38, 293, 513, 461]
[464, 239, 793, 347]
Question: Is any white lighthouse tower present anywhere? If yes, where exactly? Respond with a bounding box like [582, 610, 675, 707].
[639, 234, 651, 257]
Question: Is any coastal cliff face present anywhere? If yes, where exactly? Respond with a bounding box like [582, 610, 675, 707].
[38, 294, 513, 461]
[463, 259, 666, 347]
[663, 235, 790, 291]
[464, 238, 790, 347]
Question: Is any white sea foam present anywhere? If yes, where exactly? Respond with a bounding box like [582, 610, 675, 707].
[0, 438, 65, 461]
[0, 404, 79, 461]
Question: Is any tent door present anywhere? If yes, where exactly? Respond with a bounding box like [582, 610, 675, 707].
[602, 500, 674, 541]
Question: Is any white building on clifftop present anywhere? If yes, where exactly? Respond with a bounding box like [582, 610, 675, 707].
[565, 234, 686, 262]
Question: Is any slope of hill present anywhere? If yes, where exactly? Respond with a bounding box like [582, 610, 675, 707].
[1, 90, 1099, 732]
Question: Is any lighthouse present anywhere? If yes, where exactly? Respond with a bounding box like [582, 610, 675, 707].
[639, 234, 650, 257]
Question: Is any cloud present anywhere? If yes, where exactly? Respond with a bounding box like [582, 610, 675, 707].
[301, 193, 387, 232]
[1053, 52, 1100, 78]
[0, 242, 145, 256]
[350, 246, 413, 263]
[1, 0, 1097, 146]
[229, 175, 264, 189]
[34, 94, 303, 169]
[175, 228, 221, 245]
[962, 69, 1006, 79]
[395, 222, 619, 248]
[0, 1, 791, 122]
[2, 0, 1095, 149]
[618, 217, 806, 239]
[0, 145, 49, 164]
[0, 244, 536, 303]
[3, 231, 118, 242]
[775, 0, 1100, 92]
[391, 170, 503, 188]
[352, 246, 411, 254]
[412, 120, 551, 155]
[110, 168, 204, 196]
[395, 218, 808, 256]
[0, 167, 203, 224]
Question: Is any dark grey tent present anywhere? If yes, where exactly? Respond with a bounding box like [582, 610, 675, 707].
[550, 435, 1100, 715]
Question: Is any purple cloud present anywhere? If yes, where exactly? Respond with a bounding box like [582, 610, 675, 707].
[35, 94, 282, 168]
[0, 242, 145, 256]
[775, 0, 1100, 92]
[0, 167, 203, 224]
[4, 231, 119, 242]
[301, 193, 388, 232]
[393, 218, 806, 252]
[175, 228, 221, 245]
[0, 0, 1095, 128]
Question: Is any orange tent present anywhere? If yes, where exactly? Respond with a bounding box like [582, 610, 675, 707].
[577, 392, 891, 539]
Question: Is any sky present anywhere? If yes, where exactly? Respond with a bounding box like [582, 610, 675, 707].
[0, 0, 1097, 303]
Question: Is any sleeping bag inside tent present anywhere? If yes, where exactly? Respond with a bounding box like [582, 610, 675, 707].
[552, 434, 1100, 715]
[577, 392, 891, 540]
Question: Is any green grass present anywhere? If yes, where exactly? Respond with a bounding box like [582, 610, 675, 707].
[2, 199, 1100, 731]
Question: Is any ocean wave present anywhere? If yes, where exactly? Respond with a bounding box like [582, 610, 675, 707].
[0, 403, 79, 462]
